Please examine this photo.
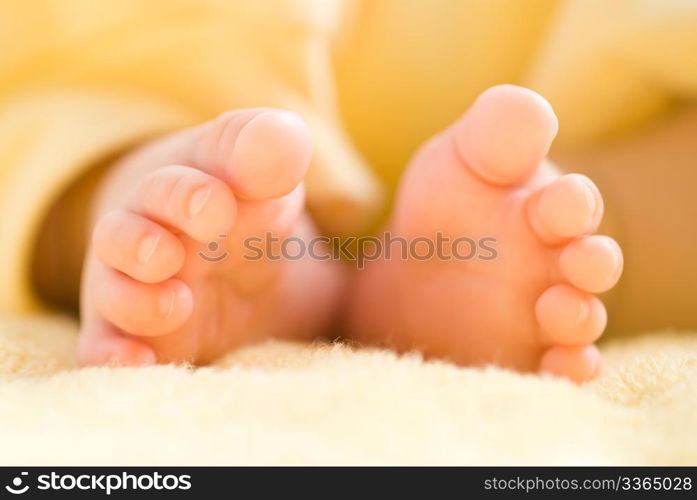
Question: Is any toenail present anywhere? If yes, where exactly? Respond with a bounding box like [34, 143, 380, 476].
[575, 300, 591, 326]
[189, 185, 212, 216]
[159, 288, 176, 318]
[136, 233, 160, 265]
[603, 239, 623, 279]
[579, 179, 597, 220]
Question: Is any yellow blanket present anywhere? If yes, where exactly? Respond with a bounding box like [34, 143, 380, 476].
[1, 313, 695, 465]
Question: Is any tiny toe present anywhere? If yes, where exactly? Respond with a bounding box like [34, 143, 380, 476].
[77, 322, 156, 367]
[540, 345, 601, 383]
[92, 210, 186, 283]
[536, 284, 607, 346]
[454, 84, 558, 185]
[134, 165, 236, 243]
[93, 266, 193, 336]
[559, 235, 623, 293]
[232, 183, 305, 242]
[194, 109, 312, 200]
[528, 174, 603, 244]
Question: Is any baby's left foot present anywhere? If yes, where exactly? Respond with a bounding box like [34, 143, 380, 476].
[78, 109, 343, 366]
[348, 85, 623, 383]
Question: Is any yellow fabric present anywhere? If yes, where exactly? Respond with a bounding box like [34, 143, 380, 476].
[0, 0, 374, 313]
[1, 312, 696, 464]
[0, 89, 191, 311]
[335, 0, 697, 188]
[1, 0, 696, 309]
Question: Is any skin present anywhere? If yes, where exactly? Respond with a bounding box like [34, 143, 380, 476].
[74, 109, 346, 365]
[347, 86, 622, 382]
[37, 85, 697, 382]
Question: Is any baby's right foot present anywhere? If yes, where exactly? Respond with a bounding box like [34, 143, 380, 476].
[78, 109, 344, 366]
[348, 86, 623, 383]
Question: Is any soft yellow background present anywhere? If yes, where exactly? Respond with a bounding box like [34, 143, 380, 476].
[1, 0, 695, 311]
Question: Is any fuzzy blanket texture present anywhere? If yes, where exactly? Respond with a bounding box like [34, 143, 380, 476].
[0, 313, 695, 465]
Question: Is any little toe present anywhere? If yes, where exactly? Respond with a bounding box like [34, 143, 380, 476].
[453, 84, 558, 186]
[559, 235, 623, 293]
[92, 210, 186, 283]
[540, 345, 601, 383]
[528, 174, 603, 244]
[194, 109, 312, 201]
[536, 284, 607, 346]
[77, 322, 156, 367]
[92, 266, 193, 337]
[134, 165, 236, 243]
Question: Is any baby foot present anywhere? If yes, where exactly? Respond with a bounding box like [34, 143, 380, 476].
[78, 109, 343, 366]
[348, 85, 623, 383]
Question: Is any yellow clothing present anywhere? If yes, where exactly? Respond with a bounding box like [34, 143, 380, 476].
[0, 0, 695, 311]
[335, 0, 697, 187]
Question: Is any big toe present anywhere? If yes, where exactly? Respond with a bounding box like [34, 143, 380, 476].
[454, 84, 558, 186]
[194, 109, 312, 201]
